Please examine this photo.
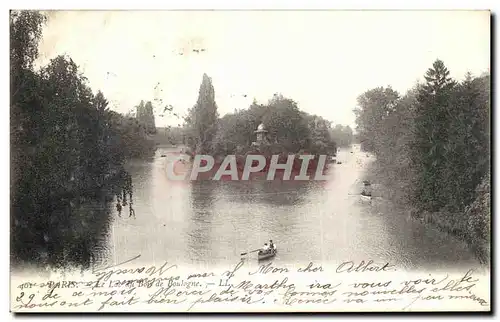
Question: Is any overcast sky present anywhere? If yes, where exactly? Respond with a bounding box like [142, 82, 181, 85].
[35, 10, 490, 128]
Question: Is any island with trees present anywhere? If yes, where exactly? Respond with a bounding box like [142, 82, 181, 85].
[180, 73, 343, 179]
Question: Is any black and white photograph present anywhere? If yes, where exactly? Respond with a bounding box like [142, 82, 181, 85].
[9, 8, 491, 313]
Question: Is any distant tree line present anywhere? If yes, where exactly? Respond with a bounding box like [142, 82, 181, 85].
[354, 59, 490, 264]
[153, 126, 185, 146]
[10, 11, 154, 268]
[136, 100, 156, 135]
[330, 124, 354, 148]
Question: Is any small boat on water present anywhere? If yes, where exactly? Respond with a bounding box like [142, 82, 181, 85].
[361, 180, 372, 201]
[258, 244, 277, 261]
[360, 193, 372, 201]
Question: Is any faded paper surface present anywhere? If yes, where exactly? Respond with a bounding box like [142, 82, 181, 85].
[10, 10, 491, 313]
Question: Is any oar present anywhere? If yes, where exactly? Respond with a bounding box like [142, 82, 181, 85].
[241, 249, 260, 256]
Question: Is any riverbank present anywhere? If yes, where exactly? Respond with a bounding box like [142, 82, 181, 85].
[363, 157, 490, 267]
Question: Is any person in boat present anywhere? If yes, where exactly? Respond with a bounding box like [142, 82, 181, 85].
[361, 181, 372, 197]
[269, 240, 274, 250]
[262, 243, 269, 252]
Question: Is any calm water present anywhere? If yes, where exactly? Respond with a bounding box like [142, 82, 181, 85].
[105, 146, 480, 272]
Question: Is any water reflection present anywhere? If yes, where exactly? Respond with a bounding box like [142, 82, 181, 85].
[186, 181, 217, 264]
[11, 183, 119, 271]
[103, 148, 481, 271]
[183, 178, 331, 266]
[373, 196, 480, 272]
[215, 179, 318, 207]
[19, 146, 480, 272]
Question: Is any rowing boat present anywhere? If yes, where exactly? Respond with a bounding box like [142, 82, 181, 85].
[361, 181, 372, 201]
[360, 194, 372, 201]
[258, 245, 277, 261]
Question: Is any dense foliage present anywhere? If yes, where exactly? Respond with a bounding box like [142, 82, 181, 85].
[153, 126, 185, 146]
[184, 74, 219, 154]
[184, 83, 338, 157]
[330, 124, 354, 148]
[354, 59, 490, 264]
[10, 11, 153, 269]
[136, 100, 156, 134]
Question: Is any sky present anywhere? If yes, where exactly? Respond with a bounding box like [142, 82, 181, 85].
[35, 10, 490, 129]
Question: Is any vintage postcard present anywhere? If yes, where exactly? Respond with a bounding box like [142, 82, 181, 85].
[10, 9, 491, 313]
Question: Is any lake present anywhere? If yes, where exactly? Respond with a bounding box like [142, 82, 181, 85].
[99, 145, 481, 273]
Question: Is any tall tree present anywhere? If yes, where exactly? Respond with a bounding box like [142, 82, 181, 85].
[185, 73, 219, 154]
[10, 10, 47, 191]
[440, 73, 490, 213]
[10, 10, 46, 75]
[412, 59, 456, 211]
[136, 100, 156, 134]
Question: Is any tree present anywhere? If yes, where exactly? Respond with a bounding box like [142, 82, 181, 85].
[465, 169, 490, 265]
[261, 94, 311, 153]
[10, 10, 46, 74]
[330, 124, 353, 148]
[211, 94, 337, 158]
[439, 73, 490, 213]
[354, 87, 399, 152]
[10, 10, 47, 191]
[307, 115, 336, 155]
[412, 59, 456, 211]
[10, 11, 151, 268]
[213, 111, 257, 156]
[185, 73, 219, 154]
[353, 60, 490, 264]
[136, 100, 156, 134]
